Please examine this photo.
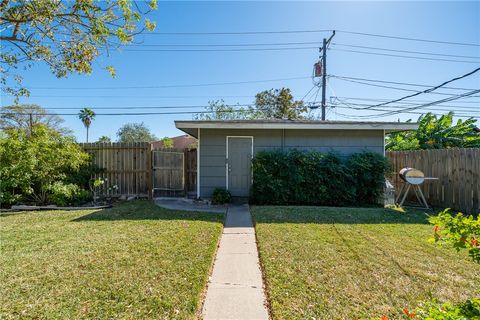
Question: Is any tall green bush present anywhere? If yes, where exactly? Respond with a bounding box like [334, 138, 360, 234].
[347, 152, 391, 204]
[250, 150, 389, 206]
[0, 124, 90, 206]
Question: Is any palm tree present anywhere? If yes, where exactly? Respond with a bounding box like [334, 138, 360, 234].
[78, 108, 96, 142]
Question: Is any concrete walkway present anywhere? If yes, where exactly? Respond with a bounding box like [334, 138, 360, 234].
[203, 204, 269, 320]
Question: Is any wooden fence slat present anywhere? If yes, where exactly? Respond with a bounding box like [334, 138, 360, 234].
[387, 148, 480, 214]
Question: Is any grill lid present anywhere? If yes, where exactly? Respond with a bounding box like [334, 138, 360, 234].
[399, 167, 425, 185]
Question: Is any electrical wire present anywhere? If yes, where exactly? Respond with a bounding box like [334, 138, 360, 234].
[144, 29, 333, 35]
[330, 76, 479, 97]
[26, 76, 311, 90]
[144, 29, 480, 47]
[0, 104, 256, 110]
[330, 74, 478, 91]
[332, 96, 480, 104]
[379, 89, 480, 116]
[331, 43, 480, 59]
[336, 30, 480, 47]
[369, 68, 480, 108]
[126, 41, 321, 47]
[330, 99, 480, 112]
[330, 105, 479, 119]
[0, 109, 254, 116]
[329, 48, 480, 64]
[125, 47, 319, 52]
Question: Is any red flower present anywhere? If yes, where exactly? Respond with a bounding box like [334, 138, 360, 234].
[460, 237, 468, 243]
[434, 225, 440, 232]
[403, 308, 416, 318]
[471, 238, 479, 246]
[380, 316, 389, 320]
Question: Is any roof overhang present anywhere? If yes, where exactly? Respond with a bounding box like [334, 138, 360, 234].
[175, 120, 418, 137]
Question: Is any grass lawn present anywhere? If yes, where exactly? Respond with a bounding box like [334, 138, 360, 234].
[0, 201, 224, 319]
[252, 206, 480, 320]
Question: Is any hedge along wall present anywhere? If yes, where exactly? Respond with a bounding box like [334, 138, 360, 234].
[250, 150, 391, 206]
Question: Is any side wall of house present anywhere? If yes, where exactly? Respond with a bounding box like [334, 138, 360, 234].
[199, 128, 384, 198]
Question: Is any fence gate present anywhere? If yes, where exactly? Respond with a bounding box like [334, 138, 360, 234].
[152, 150, 184, 196]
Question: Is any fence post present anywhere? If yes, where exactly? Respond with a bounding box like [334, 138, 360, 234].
[147, 143, 153, 200]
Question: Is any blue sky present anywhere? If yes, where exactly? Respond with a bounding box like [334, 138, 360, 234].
[1, 1, 479, 142]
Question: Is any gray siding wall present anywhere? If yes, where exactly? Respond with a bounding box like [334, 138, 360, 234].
[199, 128, 384, 198]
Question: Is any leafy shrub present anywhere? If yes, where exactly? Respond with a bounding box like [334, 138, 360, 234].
[429, 209, 480, 263]
[212, 188, 231, 204]
[376, 298, 480, 320]
[415, 298, 480, 320]
[0, 124, 90, 206]
[48, 182, 92, 207]
[347, 152, 391, 204]
[251, 150, 389, 206]
[64, 154, 104, 190]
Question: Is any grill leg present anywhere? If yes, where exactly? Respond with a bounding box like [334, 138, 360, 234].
[416, 185, 430, 209]
[395, 184, 406, 204]
[399, 184, 411, 207]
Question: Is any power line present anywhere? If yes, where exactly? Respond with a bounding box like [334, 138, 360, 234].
[333, 106, 480, 119]
[1, 104, 256, 110]
[335, 89, 480, 118]
[144, 29, 333, 35]
[125, 47, 319, 52]
[371, 68, 480, 108]
[330, 48, 480, 64]
[331, 43, 480, 59]
[0, 109, 251, 116]
[8, 95, 254, 99]
[333, 96, 480, 104]
[331, 76, 480, 98]
[380, 89, 480, 116]
[330, 74, 478, 91]
[330, 99, 480, 112]
[26, 76, 310, 90]
[336, 30, 480, 47]
[127, 41, 321, 47]
[141, 29, 480, 47]
[331, 104, 479, 119]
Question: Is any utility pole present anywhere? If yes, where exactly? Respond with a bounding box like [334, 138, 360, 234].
[319, 30, 335, 120]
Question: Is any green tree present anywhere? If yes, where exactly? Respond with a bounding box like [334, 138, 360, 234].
[0, 104, 71, 135]
[0, 0, 157, 99]
[160, 136, 174, 148]
[78, 108, 95, 142]
[117, 122, 157, 143]
[194, 100, 261, 120]
[386, 112, 480, 151]
[194, 88, 309, 121]
[97, 135, 111, 143]
[255, 88, 308, 120]
[0, 124, 89, 205]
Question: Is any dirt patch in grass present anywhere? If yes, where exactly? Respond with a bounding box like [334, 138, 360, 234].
[252, 206, 480, 319]
[0, 200, 223, 319]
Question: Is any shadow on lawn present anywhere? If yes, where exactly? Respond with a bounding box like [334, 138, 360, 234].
[252, 206, 435, 225]
[73, 200, 224, 223]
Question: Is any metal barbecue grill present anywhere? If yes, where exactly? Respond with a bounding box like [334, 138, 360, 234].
[396, 167, 438, 209]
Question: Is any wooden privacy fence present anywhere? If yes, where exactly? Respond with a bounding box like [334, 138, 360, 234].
[151, 148, 197, 197]
[387, 148, 480, 214]
[80, 143, 197, 199]
[81, 142, 152, 198]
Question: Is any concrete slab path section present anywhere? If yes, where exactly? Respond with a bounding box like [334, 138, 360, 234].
[202, 204, 269, 320]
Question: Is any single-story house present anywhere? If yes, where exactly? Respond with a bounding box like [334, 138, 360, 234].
[151, 134, 196, 149]
[175, 120, 418, 198]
